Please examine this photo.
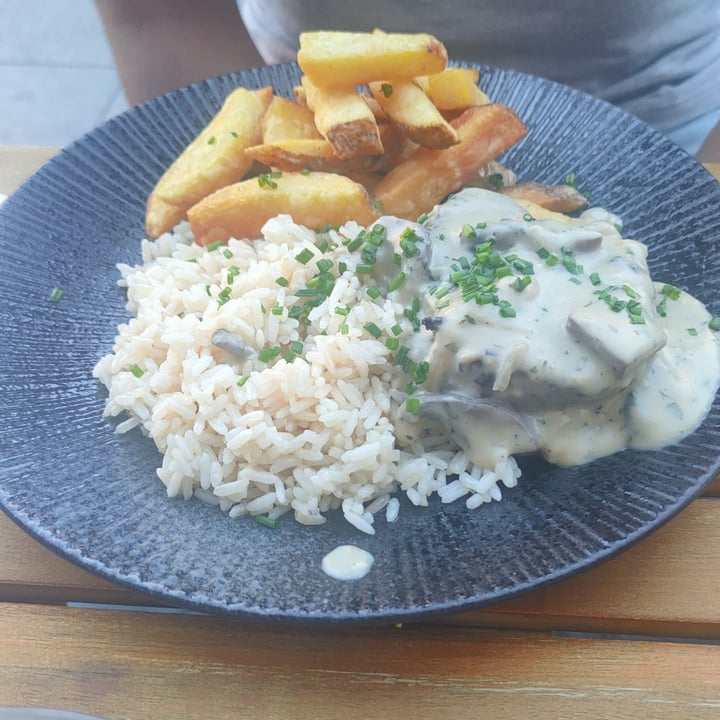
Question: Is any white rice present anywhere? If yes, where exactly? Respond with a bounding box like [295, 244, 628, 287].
[93, 215, 522, 533]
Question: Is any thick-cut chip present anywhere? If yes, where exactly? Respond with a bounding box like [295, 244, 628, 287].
[245, 138, 375, 173]
[301, 75, 383, 158]
[261, 95, 322, 143]
[368, 80, 458, 149]
[297, 31, 447, 87]
[146, 86, 273, 237]
[373, 104, 528, 219]
[499, 181, 589, 213]
[187, 171, 380, 246]
[417, 68, 491, 110]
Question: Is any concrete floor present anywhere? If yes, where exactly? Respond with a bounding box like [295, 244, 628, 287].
[0, 0, 128, 147]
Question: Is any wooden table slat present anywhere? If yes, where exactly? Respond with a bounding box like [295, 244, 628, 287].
[1, 602, 719, 720]
[3, 499, 720, 637]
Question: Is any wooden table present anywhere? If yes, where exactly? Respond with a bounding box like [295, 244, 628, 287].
[1, 147, 719, 719]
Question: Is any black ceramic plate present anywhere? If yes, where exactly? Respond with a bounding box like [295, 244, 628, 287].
[1, 63, 719, 622]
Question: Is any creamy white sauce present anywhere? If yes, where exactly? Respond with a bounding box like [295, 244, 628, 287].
[385, 188, 720, 467]
[321, 545, 374, 580]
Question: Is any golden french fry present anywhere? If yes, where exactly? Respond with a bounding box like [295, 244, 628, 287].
[244, 138, 378, 173]
[418, 67, 490, 110]
[301, 75, 383, 158]
[499, 181, 589, 213]
[187, 171, 380, 246]
[297, 31, 447, 87]
[373, 104, 528, 219]
[146, 86, 273, 237]
[145, 196, 188, 239]
[358, 91, 390, 122]
[368, 80, 458, 149]
[261, 95, 322, 143]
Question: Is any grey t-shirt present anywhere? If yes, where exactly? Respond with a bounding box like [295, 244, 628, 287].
[240, 0, 720, 133]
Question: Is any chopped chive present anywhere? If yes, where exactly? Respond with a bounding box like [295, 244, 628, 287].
[661, 284, 682, 300]
[622, 284, 638, 298]
[364, 321, 382, 338]
[275, 277, 289, 287]
[412, 361, 429, 385]
[271, 305, 283, 316]
[340, 323, 349, 335]
[258, 173, 278, 189]
[217, 287, 232, 305]
[356, 263, 373, 274]
[290, 341, 303, 354]
[589, 272, 601, 286]
[688, 327, 698, 336]
[346, 235, 364, 252]
[206, 240, 224, 252]
[405, 397, 421, 414]
[488, 173, 504, 189]
[255, 515, 279, 529]
[381, 82, 393, 97]
[338, 261, 348, 275]
[512, 275, 532, 292]
[709, 317, 720, 332]
[388, 272, 407, 292]
[391, 323, 403, 336]
[129, 363, 144, 378]
[416, 212, 429, 224]
[207, 135, 216, 145]
[258, 346, 281, 363]
[48, 287, 64, 302]
[385, 337, 400, 350]
[334, 306, 350, 316]
[295, 248, 314, 265]
[236, 374, 250, 387]
[283, 351, 297, 363]
[498, 301, 516, 318]
[568, 277, 582, 285]
[300, 167, 311, 175]
[316, 258, 333, 273]
[222, 248, 233, 259]
[366, 286, 382, 300]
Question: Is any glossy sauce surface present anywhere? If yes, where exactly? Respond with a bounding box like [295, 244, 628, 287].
[387, 189, 720, 467]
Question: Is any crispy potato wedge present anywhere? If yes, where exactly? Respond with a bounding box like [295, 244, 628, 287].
[187, 171, 380, 245]
[146, 86, 273, 237]
[301, 75, 383, 158]
[368, 80, 459, 149]
[464, 160, 517, 190]
[417, 68, 491, 110]
[499, 181, 589, 213]
[244, 138, 378, 173]
[373, 104, 528, 219]
[513, 199, 574, 223]
[261, 95, 322, 143]
[297, 31, 447, 87]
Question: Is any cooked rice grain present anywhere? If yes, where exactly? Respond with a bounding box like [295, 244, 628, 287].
[93, 216, 521, 533]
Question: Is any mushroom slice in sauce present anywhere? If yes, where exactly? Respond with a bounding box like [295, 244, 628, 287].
[211, 329, 255, 361]
[416, 390, 540, 468]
